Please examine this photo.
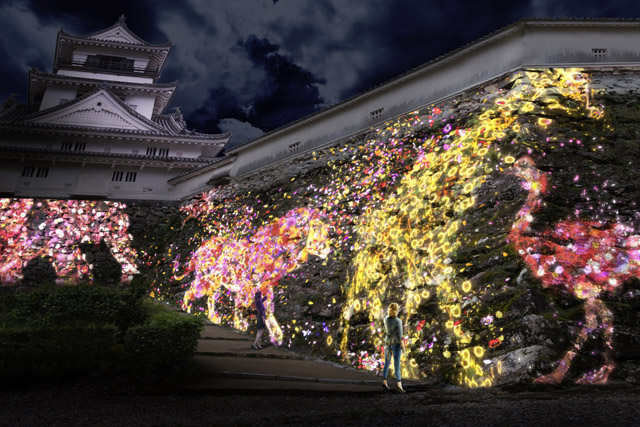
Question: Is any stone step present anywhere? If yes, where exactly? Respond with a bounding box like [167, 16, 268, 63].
[192, 355, 385, 382]
[191, 323, 420, 392]
[196, 338, 302, 359]
[200, 325, 252, 341]
[199, 371, 381, 386]
[195, 350, 303, 360]
[184, 377, 383, 392]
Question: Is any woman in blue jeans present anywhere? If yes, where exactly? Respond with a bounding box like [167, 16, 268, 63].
[382, 302, 405, 392]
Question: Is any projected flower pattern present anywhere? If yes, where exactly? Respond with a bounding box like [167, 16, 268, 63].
[177, 207, 330, 345]
[508, 156, 640, 384]
[335, 69, 608, 386]
[0, 199, 138, 284]
[153, 69, 629, 386]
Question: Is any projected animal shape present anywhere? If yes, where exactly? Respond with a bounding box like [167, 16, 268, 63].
[177, 207, 330, 345]
[508, 156, 640, 384]
[0, 199, 138, 285]
[336, 69, 609, 387]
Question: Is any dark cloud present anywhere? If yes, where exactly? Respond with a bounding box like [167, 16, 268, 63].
[187, 86, 247, 134]
[336, 0, 527, 99]
[240, 35, 325, 130]
[0, 67, 26, 104]
[187, 35, 325, 134]
[24, 0, 163, 42]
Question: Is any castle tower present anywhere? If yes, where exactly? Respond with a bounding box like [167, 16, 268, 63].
[0, 16, 230, 200]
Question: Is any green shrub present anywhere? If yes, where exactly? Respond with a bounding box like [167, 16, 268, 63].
[0, 284, 147, 332]
[0, 324, 118, 386]
[124, 310, 203, 375]
[0, 284, 204, 385]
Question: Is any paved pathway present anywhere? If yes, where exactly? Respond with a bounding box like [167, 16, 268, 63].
[184, 324, 416, 392]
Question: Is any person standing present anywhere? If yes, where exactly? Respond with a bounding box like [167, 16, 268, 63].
[252, 288, 267, 350]
[382, 302, 405, 392]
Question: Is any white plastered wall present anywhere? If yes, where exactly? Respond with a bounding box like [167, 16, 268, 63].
[39, 86, 78, 111]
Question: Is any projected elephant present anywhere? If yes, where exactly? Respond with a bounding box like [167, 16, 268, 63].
[0, 198, 138, 285]
[176, 207, 330, 345]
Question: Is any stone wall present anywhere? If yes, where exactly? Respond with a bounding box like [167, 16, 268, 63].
[145, 67, 640, 387]
[3, 67, 640, 387]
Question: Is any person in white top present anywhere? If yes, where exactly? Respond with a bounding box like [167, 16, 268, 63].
[382, 303, 406, 392]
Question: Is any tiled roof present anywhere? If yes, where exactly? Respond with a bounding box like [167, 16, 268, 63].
[1, 86, 230, 141]
[153, 110, 228, 139]
[168, 155, 236, 183]
[0, 102, 36, 123]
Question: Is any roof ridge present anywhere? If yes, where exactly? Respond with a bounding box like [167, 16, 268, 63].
[153, 110, 231, 139]
[58, 29, 172, 49]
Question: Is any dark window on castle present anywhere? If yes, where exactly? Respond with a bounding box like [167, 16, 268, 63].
[84, 54, 134, 72]
[22, 166, 34, 177]
[288, 142, 300, 152]
[592, 48, 607, 58]
[125, 172, 137, 182]
[36, 167, 49, 178]
[112, 171, 124, 182]
[146, 147, 169, 157]
[370, 108, 384, 120]
[61, 142, 86, 151]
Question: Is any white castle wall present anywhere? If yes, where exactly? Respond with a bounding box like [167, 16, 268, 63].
[123, 93, 156, 119]
[39, 86, 78, 111]
[7, 160, 191, 200]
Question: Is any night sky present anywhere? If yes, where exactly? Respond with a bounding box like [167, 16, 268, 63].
[2, 0, 640, 147]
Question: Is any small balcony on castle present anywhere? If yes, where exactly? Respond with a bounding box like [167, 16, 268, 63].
[57, 54, 158, 78]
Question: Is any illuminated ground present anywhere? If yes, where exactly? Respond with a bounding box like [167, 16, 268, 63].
[3, 320, 640, 425]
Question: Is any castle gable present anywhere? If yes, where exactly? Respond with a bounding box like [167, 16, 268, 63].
[25, 90, 159, 131]
[86, 24, 147, 45]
